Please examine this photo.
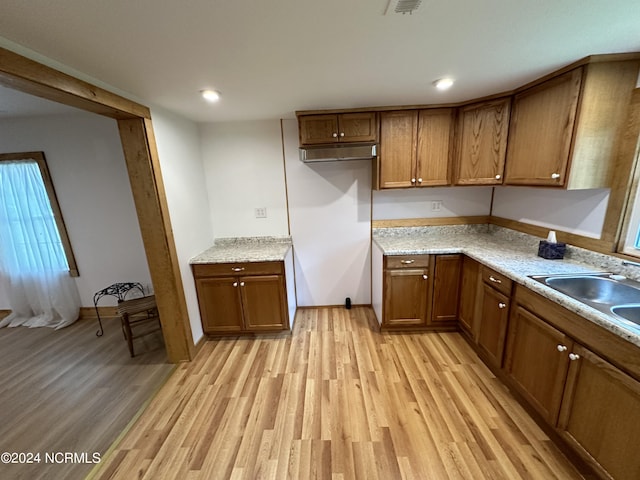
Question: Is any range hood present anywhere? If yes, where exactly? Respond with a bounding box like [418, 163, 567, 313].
[299, 143, 377, 163]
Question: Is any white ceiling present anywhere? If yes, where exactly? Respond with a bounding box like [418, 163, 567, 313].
[0, 0, 639, 123]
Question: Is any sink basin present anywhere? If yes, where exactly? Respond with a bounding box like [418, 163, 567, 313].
[611, 305, 640, 326]
[544, 276, 640, 305]
[529, 273, 640, 333]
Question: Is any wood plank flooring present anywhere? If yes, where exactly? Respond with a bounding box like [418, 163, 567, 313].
[95, 307, 584, 479]
[0, 317, 172, 480]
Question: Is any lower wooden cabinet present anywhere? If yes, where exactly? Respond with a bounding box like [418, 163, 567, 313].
[558, 344, 640, 480]
[383, 254, 431, 328]
[192, 261, 290, 334]
[475, 266, 512, 368]
[507, 285, 640, 480]
[458, 256, 480, 336]
[476, 283, 511, 368]
[382, 254, 461, 330]
[504, 305, 573, 425]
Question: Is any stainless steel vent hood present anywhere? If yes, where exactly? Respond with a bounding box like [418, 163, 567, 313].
[299, 143, 377, 163]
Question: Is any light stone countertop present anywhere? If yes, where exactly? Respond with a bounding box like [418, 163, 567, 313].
[373, 224, 640, 348]
[190, 236, 292, 264]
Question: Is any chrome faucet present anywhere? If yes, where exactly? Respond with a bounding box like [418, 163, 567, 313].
[622, 260, 640, 268]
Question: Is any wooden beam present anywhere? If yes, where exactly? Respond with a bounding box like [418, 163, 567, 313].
[118, 118, 194, 362]
[0, 47, 150, 120]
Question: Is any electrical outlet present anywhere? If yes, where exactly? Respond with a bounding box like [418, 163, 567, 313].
[255, 207, 267, 218]
[431, 200, 443, 212]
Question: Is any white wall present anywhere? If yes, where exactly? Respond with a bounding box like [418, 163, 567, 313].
[0, 112, 152, 307]
[373, 186, 493, 219]
[200, 120, 289, 238]
[283, 119, 372, 306]
[492, 187, 610, 238]
[151, 107, 214, 344]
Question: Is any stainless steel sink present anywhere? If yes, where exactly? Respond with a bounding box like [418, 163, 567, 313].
[610, 305, 640, 326]
[544, 276, 640, 305]
[530, 272, 640, 332]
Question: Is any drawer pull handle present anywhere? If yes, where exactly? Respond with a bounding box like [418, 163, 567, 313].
[400, 260, 415, 264]
[569, 353, 580, 361]
[557, 344, 567, 352]
[233, 282, 238, 287]
[489, 276, 502, 284]
[232, 267, 245, 272]
[423, 275, 428, 280]
[498, 302, 506, 309]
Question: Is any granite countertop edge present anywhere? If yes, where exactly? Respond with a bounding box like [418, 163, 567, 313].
[190, 236, 293, 264]
[372, 232, 640, 348]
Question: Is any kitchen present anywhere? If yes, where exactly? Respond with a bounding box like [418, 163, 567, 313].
[1, 1, 640, 479]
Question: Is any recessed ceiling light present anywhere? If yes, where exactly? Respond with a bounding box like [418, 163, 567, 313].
[201, 89, 221, 102]
[433, 78, 454, 91]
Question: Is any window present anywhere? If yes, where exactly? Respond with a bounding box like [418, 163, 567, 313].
[0, 152, 78, 276]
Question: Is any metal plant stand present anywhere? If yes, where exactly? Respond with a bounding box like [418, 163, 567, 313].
[93, 282, 145, 336]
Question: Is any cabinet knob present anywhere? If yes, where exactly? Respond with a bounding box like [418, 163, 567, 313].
[495, 174, 501, 180]
[417, 178, 423, 183]
[332, 132, 338, 138]
[232, 267, 245, 272]
[556, 344, 568, 352]
[240, 282, 245, 287]
[489, 276, 502, 284]
[411, 178, 416, 183]
[340, 132, 345, 137]
[233, 282, 238, 287]
[569, 353, 580, 361]
[498, 302, 507, 309]
[423, 274, 428, 280]
[551, 173, 560, 179]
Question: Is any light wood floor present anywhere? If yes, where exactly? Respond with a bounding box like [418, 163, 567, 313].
[0, 316, 173, 480]
[95, 307, 584, 479]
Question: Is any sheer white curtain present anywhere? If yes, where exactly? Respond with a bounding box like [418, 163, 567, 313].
[0, 160, 80, 329]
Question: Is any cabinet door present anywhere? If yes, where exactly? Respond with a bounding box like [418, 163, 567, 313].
[458, 256, 480, 336]
[299, 114, 339, 145]
[415, 109, 454, 186]
[379, 111, 418, 189]
[240, 275, 288, 331]
[195, 276, 244, 333]
[338, 112, 377, 142]
[476, 284, 510, 368]
[455, 98, 510, 185]
[431, 254, 461, 324]
[505, 306, 573, 425]
[504, 68, 582, 186]
[557, 344, 640, 480]
[383, 268, 430, 327]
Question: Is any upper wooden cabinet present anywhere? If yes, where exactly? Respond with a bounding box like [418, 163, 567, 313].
[378, 109, 454, 189]
[298, 112, 377, 145]
[454, 98, 510, 185]
[505, 60, 640, 188]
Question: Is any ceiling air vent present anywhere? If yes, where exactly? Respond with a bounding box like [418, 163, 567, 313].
[385, 0, 423, 15]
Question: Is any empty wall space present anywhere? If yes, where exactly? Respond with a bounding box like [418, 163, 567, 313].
[199, 120, 289, 238]
[492, 186, 610, 238]
[372, 187, 493, 219]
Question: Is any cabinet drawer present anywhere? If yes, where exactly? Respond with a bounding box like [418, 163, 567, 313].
[481, 265, 512, 295]
[385, 255, 430, 269]
[192, 261, 283, 278]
